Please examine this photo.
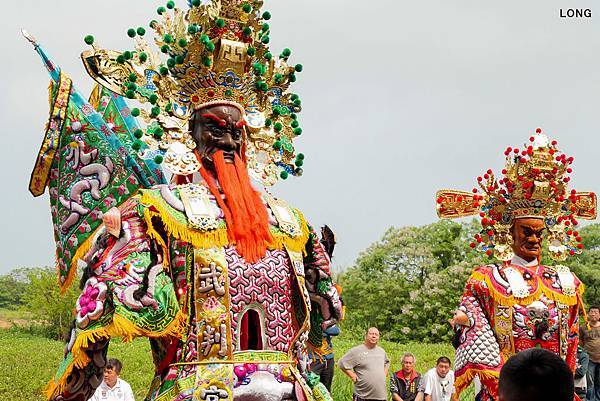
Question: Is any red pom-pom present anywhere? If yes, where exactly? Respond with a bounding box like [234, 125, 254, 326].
[578, 243, 584, 249]
[470, 242, 476, 248]
[486, 249, 493, 256]
[552, 140, 557, 146]
[529, 136, 535, 142]
[536, 128, 542, 134]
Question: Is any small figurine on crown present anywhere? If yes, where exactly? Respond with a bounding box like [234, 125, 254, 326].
[436, 129, 597, 401]
[24, 1, 342, 400]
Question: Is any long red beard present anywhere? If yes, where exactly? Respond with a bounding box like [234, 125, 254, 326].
[198, 151, 272, 262]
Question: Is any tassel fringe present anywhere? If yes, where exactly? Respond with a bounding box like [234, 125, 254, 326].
[58, 228, 99, 294]
[43, 309, 186, 399]
[470, 270, 582, 307]
[454, 368, 500, 398]
[140, 190, 310, 255]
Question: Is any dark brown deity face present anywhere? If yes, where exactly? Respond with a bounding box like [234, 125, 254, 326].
[190, 104, 245, 173]
[511, 217, 546, 262]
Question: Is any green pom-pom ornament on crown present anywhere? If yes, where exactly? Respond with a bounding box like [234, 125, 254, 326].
[80, 0, 308, 184]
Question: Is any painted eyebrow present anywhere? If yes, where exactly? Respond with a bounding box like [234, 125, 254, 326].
[522, 227, 546, 233]
[201, 113, 227, 127]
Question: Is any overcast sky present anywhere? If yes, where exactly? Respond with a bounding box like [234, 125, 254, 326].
[1, 0, 599, 275]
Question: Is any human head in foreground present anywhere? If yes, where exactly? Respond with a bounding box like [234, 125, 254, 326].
[498, 348, 574, 401]
[365, 326, 381, 347]
[589, 305, 600, 324]
[435, 356, 452, 378]
[401, 352, 416, 374]
[103, 358, 123, 388]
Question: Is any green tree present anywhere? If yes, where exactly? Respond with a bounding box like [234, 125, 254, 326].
[395, 261, 480, 342]
[339, 220, 482, 342]
[340, 220, 600, 343]
[568, 224, 600, 305]
[0, 268, 30, 309]
[21, 267, 80, 340]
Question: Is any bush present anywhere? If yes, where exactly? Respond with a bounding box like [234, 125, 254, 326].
[21, 267, 80, 340]
[0, 268, 29, 309]
[339, 220, 483, 342]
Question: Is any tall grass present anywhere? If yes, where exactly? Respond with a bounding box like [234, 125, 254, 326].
[0, 329, 473, 400]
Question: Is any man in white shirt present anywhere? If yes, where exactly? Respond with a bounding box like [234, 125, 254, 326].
[90, 358, 135, 401]
[422, 357, 457, 401]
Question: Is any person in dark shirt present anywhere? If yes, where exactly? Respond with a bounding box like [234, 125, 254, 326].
[575, 345, 589, 400]
[390, 352, 422, 401]
[309, 324, 340, 391]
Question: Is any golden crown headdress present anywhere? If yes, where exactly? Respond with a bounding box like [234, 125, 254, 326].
[80, 0, 305, 185]
[436, 129, 597, 261]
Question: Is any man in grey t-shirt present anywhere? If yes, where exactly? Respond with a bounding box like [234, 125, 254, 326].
[338, 327, 390, 401]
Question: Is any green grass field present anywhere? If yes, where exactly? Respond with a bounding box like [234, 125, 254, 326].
[0, 329, 474, 400]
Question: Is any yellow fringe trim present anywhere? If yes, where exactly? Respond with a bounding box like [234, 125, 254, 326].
[139, 191, 310, 256]
[88, 84, 102, 109]
[58, 228, 99, 294]
[47, 80, 54, 105]
[454, 368, 500, 398]
[470, 270, 582, 307]
[142, 209, 171, 270]
[44, 309, 186, 400]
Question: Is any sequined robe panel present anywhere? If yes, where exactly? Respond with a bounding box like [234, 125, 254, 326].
[454, 263, 583, 401]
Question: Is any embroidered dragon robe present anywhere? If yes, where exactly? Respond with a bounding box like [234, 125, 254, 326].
[46, 182, 343, 401]
[454, 255, 584, 401]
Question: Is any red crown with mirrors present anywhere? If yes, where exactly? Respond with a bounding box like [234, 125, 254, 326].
[436, 128, 597, 261]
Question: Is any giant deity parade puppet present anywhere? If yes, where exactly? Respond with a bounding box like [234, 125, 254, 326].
[23, 1, 343, 400]
[436, 130, 597, 401]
